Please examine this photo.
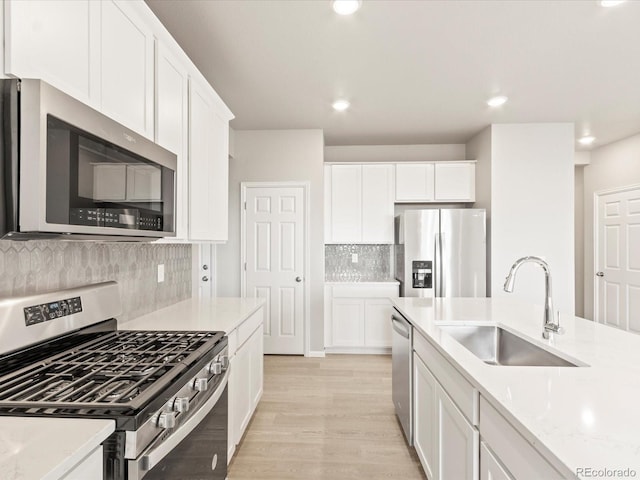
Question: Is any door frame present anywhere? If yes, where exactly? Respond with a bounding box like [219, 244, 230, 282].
[593, 182, 640, 322]
[240, 181, 311, 356]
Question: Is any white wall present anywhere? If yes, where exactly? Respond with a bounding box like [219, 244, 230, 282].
[324, 144, 465, 163]
[215, 129, 325, 352]
[575, 166, 585, 317]
[582, 133, 640, 319]
[466, 127, 492, 295]
[491, 124, 575, 315]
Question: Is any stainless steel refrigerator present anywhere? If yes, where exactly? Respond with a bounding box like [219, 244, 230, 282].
[395, 209, 486, 297]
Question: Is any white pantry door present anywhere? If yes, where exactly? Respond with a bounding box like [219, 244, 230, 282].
[244, 186, 305, 354]
[596, 186, 640, 333]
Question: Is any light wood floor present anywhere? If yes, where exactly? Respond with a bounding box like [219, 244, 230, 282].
[228, 354, 426, 480]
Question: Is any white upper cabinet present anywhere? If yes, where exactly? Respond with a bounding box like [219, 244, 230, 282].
[396, 162, 476, 203]
[395, 163, 434, 202]
[362, 164, 395, 243]
[156, 41, 189, 239]
[4, 0, 100, 108]
[189, 77, 230, 242]
[4, 0, 234, 242]
[434, 162, 475, 202]
[329, 165, 362, 243]
[100, 0, 154, 139]
[325, 164, 394, 244]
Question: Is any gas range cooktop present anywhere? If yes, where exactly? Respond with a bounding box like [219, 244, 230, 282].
[0, 329, 224, 414]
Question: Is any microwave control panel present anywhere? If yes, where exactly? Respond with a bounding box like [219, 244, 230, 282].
[70, 208, 163, 231]
[23, 296, 83, 326]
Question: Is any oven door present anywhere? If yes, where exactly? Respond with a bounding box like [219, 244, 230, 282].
[128, 371, 228, 480]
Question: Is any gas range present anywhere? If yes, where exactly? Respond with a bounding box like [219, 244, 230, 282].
[0, 282, 228, 480]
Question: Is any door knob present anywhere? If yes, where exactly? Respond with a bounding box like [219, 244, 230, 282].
[202, 276, 209, 282]
[202, 264, 209, 270]
[295, 276, 303, 282]
[596, 272, 604, 277]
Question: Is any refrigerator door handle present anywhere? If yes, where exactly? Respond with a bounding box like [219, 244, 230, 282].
[434, 233, 441, 297]
[439, 232, 445, 297]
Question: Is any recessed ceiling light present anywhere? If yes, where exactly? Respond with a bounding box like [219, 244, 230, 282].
[600, 0, 626, 7]
[332, 0, 362, 16]
[487, 95, 508, 107]
[332, 99, 350, 111]
[578, 135, 596, 146]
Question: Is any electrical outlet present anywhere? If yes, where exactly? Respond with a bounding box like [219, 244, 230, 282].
[157, 264, 165, 283]
[351, 253, 358, 263]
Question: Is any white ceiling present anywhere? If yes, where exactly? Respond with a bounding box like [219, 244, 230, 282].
[145, 0, 640, 149]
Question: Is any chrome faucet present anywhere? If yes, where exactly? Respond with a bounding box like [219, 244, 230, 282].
[503, 256, 564, 339]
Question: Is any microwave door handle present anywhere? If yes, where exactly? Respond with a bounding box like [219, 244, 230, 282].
[140, 369, 229, 472]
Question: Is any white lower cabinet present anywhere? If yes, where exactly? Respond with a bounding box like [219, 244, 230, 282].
[438, 383, 479, 480]
[228, 309, 264, 462]
[414, 354, 438, 480]
[412, 329, 565, 480]
[413, 350, 478, 480]
[480, 442, 514, 480]
[479, 397, 563, 479]
[324, 283, 399, 352]
[60, 446, 103, 480]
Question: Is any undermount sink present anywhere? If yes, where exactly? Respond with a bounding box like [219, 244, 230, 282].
[438, 325, 582, 367]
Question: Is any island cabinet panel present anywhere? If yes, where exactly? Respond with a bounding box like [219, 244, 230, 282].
[480, 442, 514, 480]
[438, 384, 479, 480]
[479, 397, 563, 480]
[413, 329, 480, 480]
[414, 353, 438, 480]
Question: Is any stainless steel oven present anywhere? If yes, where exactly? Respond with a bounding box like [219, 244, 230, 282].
[0, 282, 227, 480]
[0, 79, 177, 240]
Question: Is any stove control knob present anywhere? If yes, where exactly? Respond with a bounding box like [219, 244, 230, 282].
[193, 377, 208, 392]
[157, 411, 177, 429]
[207, 361, 223, 375]
[220, 355, 229, 370]
[172, 396, 190, 413]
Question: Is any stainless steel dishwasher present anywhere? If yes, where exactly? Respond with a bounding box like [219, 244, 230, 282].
[391, 309, 413, 446]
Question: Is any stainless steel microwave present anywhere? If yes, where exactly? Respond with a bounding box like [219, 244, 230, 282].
[0, 79, 176, 240]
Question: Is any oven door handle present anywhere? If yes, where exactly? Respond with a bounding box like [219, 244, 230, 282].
[141, 369, 229, 473]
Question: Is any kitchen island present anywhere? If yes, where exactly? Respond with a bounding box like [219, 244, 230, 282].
[392, 296, 640, 479]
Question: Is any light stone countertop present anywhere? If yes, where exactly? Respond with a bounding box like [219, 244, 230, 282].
[119, 296, 265, 332]
[0, 417, 114, 480]
[391, 296, 640, 478]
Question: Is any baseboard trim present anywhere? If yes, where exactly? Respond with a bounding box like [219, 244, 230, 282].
[325, 346, 391, 355]
[307, 350, 326, 358]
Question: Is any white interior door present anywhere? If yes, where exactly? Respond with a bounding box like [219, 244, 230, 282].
[244, 185, 306, 354]
[596, 186, 640, 333]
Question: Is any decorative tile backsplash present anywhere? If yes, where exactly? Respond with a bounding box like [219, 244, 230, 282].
[0, 241, 192, 322]
[325, 244, 394, 282]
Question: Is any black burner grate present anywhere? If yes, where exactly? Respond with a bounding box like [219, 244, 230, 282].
[0, 330, 223, 412]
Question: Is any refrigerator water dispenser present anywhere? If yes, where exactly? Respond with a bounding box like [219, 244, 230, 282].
[412, 260, 432, 288]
